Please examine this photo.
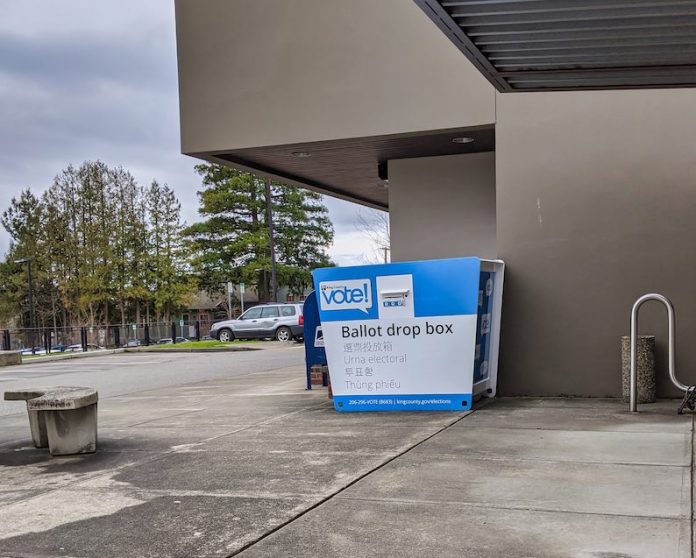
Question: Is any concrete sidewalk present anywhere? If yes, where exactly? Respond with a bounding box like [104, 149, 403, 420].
[0, 366, 692, 557]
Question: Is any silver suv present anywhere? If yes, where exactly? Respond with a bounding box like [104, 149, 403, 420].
[210, 303, 304, 342]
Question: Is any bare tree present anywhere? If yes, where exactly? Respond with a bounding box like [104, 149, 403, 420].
[356, 209, 390, 264]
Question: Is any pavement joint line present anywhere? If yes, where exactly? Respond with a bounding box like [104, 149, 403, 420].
[224, 410, 472, 558]
[91, 401, 336, 449]
[0, 551, 68, 558]
[461, 426, 694, 435]
[135, 449, 406, 457]
[388, 454, 692, 468]
[223, 424, 446, 431]
[193, 400, 342, 445]
[330, 495, 691, 521]
[383, 453, 693, 469]
[126, 408, 207, 428]
[445, 423, 691, 435]
[0, 487, 316, 501]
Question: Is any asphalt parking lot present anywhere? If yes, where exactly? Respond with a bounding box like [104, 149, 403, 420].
[0, 344, 304, 416]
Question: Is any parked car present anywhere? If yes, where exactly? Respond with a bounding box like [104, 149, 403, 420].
[156, 337, 188, 344]
[20, 347, 46, 356]
[125, 339, 146, 348]
[65, 343, 105, 352]
[209, 303, 304, 342]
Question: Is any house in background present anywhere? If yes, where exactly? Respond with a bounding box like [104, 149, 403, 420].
[183, 287, 310, 324]
[182, 292, 228, 324]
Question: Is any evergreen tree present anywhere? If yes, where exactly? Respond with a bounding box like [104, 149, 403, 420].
[0, 161, 195, 329]
[111, 167, 143, 325]
[0, 189, 45, 328]
[73, 161, 113, 324]
[272, 184, 335, 296]
[146, 180, 193, 321]
[45, 165, 82, 325]
[184, 164, 333, 302]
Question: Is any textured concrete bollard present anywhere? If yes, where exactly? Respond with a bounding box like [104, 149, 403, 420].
[621, 335, 656, 403]
[0, 351, 21, 367]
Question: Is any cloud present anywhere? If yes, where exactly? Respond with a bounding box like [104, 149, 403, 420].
[0, 0, 377, 267]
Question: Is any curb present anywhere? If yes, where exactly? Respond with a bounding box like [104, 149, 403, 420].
[20, 348, 125, 365]
[16, 342, 299, 365]
[123, 346, 262, 353]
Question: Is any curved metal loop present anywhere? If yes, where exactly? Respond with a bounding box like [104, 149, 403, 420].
[630, 293, 687, 412]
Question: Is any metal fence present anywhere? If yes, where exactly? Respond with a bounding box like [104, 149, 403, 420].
[1, 320, 216, 354]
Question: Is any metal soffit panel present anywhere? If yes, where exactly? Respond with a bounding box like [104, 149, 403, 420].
[414, 0, 696, 91]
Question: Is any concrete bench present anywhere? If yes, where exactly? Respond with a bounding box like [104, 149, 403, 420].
[4, 386, 98, 456]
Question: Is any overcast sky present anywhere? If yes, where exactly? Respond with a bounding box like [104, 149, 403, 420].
[0, 0, 381, 266]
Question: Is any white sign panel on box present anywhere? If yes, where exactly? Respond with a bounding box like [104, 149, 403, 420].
[313, 257, 504, 412]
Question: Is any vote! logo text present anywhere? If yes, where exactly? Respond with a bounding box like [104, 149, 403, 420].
[319, 280, 372, 314]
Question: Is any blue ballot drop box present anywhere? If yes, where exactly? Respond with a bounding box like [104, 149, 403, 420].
[302, 290, 327, 389]
[312, 257, 504, 412]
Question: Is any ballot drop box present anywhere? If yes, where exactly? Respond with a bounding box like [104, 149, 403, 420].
[312, 257, 504, 412]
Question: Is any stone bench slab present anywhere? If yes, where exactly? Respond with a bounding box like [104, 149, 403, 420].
[5, 386, 98, 410]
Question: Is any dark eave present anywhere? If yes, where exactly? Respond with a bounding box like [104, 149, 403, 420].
[198, 126, 494, 210]
[414, 0, 696, 91]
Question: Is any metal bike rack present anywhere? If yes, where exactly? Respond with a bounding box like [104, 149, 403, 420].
[630, 293, 688, 412]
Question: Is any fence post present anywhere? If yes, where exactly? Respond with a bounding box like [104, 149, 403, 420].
[81, 327, 88, 352]
[113, 326, 120, 348]
[44, 330, 50, 354]
[171, 322, 177, 343]
[2, 330, 10, 351]
[144, 324, 151, 346]
[195, 321, 201, 342]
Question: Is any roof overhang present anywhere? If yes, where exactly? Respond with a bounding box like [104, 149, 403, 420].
[196, 126, 495, 210]
[415, 0, 696, 91]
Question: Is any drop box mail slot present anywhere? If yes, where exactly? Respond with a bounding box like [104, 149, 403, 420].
[313, 257, 505, 412]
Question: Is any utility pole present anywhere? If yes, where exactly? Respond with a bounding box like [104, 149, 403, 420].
[383, 246, 390, 263]
[226, 282, 233, 319]
[265, 177, 278, 302]
[27, 259, 35, 335]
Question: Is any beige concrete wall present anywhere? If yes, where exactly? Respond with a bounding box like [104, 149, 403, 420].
[389, 152, 496, 262]
[496, 88, 696, 397]
[175, 0, 495, 154]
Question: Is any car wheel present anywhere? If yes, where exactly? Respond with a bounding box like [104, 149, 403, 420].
[275, 326, 292, 342]
[218, 328, 235, 342]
